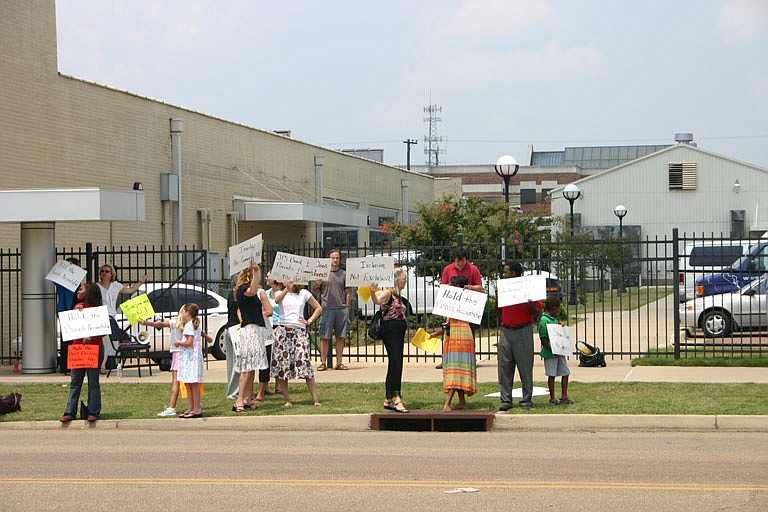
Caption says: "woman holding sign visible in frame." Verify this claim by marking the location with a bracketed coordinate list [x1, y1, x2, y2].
[60, 282, 104, 423]
[428, 275, 477, 412]
[369, 268, 411, 413]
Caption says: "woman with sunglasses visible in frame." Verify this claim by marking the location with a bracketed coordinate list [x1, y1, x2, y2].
[97, 264, 148, 374]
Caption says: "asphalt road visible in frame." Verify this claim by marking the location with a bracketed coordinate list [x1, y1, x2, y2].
[3, 430, 766, 511]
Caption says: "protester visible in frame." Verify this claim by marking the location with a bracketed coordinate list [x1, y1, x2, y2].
[139, 306, 186, 417]
[96, 263, 148, 374]
[312, 248, 351, 371]
[175, 303, 205, 418]
[436, 249, 484, 369]
[538, 296, 573, 405]
[60, 282, 104, 423]
[56, 257, 81, 375]
[272, 281, 322, 407]
[256, 270, 281, 402]
[369, 268, 411, 413]
[497, 261, 541, 411]
[429, 275, 477, 411]
[232, 263, 271, 413]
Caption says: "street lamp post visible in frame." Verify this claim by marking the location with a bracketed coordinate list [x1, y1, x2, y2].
[563, 183, 582, 306]
[614, 204, 628, 293]
[494, 155, 519, 262]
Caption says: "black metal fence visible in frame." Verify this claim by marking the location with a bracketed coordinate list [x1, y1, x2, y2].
[1, 231, 766, 366]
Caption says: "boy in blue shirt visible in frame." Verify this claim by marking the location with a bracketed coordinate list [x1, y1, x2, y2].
[538, 297, 573, 405]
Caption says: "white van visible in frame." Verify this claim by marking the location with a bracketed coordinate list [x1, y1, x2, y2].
[679, 240, 751, 301]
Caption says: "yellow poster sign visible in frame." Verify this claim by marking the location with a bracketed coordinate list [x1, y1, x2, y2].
[410, 327, 440, 354]
[118, 293, 156, 326]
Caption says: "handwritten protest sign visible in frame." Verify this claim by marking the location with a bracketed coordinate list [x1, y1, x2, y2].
[58, 305, 111, 342]
[545, 323, 573, 356]
[67, 344, 100, 369]
[270, 252, 331, 285]
[346, 256, 394, 288]
[118, 293, 156, 326]
[228, 234, 263, 276]
[45, 260, 87, 293]
[496, 274, 547, 307]
[431, 285, 488, 324]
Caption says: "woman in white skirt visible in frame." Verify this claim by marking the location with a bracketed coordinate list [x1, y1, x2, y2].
[233, 263, 272, 413]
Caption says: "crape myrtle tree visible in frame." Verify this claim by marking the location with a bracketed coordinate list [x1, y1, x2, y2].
[380, 194, 553, 281]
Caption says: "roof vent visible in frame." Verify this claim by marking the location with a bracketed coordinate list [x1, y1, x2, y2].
[674, 132, 694, 145]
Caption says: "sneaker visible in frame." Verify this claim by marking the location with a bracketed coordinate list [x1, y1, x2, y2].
[157, 407, 177, 417]
[520, 402, 532, 410]
[499, 403, 513, 412]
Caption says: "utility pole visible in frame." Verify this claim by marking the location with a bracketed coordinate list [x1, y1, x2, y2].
[403, 139, 418, 170]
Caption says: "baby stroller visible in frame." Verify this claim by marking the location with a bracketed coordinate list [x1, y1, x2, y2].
[577, 341, 606, 367]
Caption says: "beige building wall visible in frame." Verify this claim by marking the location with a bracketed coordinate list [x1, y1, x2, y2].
[0, 0, 460, 256]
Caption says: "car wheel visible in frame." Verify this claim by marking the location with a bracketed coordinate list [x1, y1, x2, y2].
[209, 326, 227, 360]
[701, 309, 732, 337]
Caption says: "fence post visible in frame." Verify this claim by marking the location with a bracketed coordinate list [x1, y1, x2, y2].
[85, 242, 93, 282]
[672, 228, 680, 360]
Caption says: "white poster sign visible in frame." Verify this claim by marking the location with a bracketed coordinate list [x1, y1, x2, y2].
[270, 252, 331, 285]
[228, 234, 263, 276]
[545, 323, 573, 356]
[496, 274, 547, 307]
[58, 305, 111, 342]
[345, 256, 395, 288]
[45, 260, 87, 292]
[431, 285, 488, 324]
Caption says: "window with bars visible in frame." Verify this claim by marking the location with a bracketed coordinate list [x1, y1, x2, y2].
[668, 162, 697, 190]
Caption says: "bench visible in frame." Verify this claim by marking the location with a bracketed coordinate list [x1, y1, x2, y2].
[370, 410, 496, 432]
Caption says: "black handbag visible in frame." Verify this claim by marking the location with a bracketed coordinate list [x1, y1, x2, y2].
[366, 309, 383, 340]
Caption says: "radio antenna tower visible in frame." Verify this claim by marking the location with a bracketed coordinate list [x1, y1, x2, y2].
[423, 103, 445, 167]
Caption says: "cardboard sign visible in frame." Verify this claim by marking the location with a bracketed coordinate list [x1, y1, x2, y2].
[118, 293, 156, 326]
[545, 323, 573, 356]
[67, 344, 100, 369]
[410, 327, 440, 354]
[58, 305, 111, 342]
[496, 274, 547, 307]
[346, 256, 394, 288]
[45, 260, 87, 293]
[228, 325, 242, 357]
[431, 285, 488, 324]
[270, 252, 331, 285]
[228, 234, 263, 276]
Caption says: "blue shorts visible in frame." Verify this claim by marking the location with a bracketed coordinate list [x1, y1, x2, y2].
[319, 308, 350, 339]
[544, 356, 570, 377]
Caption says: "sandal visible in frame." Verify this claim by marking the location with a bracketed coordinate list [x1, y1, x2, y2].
[383, 400, 396, 411]
[549, 398, 561, 405]
[393, 400, 409, 413]
[559, 398, 574, 405]
[317, 363, 327, 371]
[232, 403, 246, 413]
[313, 401, 322, 407]
[334, 363, 349, 370]
[283, 401, 293, 408]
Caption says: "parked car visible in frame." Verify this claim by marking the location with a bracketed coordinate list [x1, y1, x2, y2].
[681, 275, 766, 337]
[117, 283, 229, 360]
[678, 240, 750, 302]
[695, 241, 768, 298]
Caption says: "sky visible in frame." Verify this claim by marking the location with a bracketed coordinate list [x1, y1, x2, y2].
[55, 0, 768, 169]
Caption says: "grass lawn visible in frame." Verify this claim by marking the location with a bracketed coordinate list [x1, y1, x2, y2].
[2, 380, 767, 422]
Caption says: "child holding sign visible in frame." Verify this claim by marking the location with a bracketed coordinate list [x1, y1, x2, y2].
[60, 283, 104, 423]
[139, 306, 186, 417]
[428, 275, 477, 411]
[538, 297, 573, 405]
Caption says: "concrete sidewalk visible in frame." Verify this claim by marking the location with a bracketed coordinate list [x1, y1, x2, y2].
[2, 359, 767, 432]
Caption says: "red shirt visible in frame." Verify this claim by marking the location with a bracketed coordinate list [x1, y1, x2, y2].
[500, 301, 541, 327]
[441, 261, 482, 286]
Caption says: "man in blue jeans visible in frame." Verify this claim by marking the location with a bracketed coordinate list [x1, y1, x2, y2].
[497, 261, 541, 411]
[312, 248, 351, 370]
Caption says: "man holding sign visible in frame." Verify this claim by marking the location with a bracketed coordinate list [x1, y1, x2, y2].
[497, 262, 541, 411]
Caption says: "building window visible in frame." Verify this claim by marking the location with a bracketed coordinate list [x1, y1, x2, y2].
[669, 162, 697, 190]
[520, 188, 537, 205]
[541, 189, 552, 203]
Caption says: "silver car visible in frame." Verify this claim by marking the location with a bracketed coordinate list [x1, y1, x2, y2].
[680, 275, 766, 337]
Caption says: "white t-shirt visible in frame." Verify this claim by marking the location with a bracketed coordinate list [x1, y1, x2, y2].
[168, 316, 184, 353]
[278, 289, 312, 329]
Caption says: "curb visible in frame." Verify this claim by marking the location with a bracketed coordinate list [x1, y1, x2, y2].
[1, 414, 766, 432]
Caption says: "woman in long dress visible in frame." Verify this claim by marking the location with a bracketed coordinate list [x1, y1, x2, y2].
[429, 275, 477, 411]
